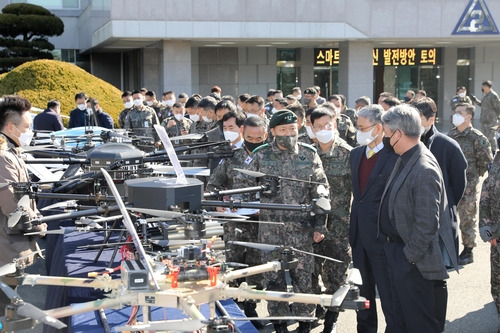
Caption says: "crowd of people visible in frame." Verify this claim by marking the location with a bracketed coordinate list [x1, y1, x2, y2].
[2, 79, 500, 332]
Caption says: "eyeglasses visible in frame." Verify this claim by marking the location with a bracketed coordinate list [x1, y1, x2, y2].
[313, 122, 335, 131]
[357, 124, 376, 132]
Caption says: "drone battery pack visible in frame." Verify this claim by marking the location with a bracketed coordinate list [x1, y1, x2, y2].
[121, 260, 149, 290]
[125, 177, 203, 211]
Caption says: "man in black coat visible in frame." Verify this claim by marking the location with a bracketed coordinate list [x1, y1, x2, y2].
[412, 97, 466, 332]
[33, 100, 65, 131]
[350, 104, 398, 332]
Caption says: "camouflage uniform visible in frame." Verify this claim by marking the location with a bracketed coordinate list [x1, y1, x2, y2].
[449, 126, 493, 248]
[234, 141, 329, 317]
[298, 126, 314, 144]
[479, 152, 500, 314]
[206, 147, 260, 278]
[118, 108, 130, 129]
[450, 95, 472, 112]
[124, 105, 159, 140]
[189, 119, 213, 134]
[474, 90, 500, 152]
[160, 116, 193, 144]
[343, 108, 358, 128]
[158, 106, 173, 124]
[313, 136, 352, 297]
[337, 114, 357, 147]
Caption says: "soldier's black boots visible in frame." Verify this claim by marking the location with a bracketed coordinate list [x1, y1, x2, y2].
[272, 321, 289, 333]
[323, 310, 339, 333]
[297, 321, 311, 333]
[458, 247, 474, 265]
[243, 301, 264, 329]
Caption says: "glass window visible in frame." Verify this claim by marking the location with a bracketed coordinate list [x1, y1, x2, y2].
[276, 49, 298, 95]
[457, 48, 471, 92]
[10, 0, 80, 9]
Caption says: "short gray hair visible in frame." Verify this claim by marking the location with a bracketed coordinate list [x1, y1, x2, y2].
[382, 104, 421, 138]
[357, 104, 383, 125]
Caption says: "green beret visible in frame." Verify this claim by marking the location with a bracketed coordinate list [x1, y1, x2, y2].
[269, 110, 297, 128]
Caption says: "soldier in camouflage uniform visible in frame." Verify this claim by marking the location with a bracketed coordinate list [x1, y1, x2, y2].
[206, 114, 268, 327]
[157, 91, 176, 123]
[160, 102, 192, 145]
[479, 139, 500, 317]
[471, 80, 500, 153]
[118, 91, 133, 129]
[234, 110, 329, 333]
[124, 90, 160, 152]
[450, 86, 473, 112]
[311, 107, 352, 333]
[448, 103, 493, 265]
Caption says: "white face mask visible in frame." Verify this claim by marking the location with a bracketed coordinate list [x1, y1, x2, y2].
[161, 100, 168, 107]
[458, 92, 466, 98]
[202, 115, 213, 123]
[271, 107, 278, 114]
[246, 113, 258, 118]
[174, 114, 183, 121]
[356, 127, 377, 146]
[124, 101, 133, 109]
[190, 114, 200, 122]
[237, 105, 242, 111]
[77, 103, 86, 111]
[86, 108, 94, 115]
[14, 127, 34, 147]
[296, 94, 302, 100]
[166, 100, 175, 107]
[223, 130, 240, 142]
[452, 114, 465, 127]
[315, 129, 334, 144]
[305, 125, 316, 139]
[146, 101, 153, 106]
[420, 125, 426, 136]
[133, 99, 143, 107]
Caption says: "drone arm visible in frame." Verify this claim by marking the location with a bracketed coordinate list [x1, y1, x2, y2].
[224, 284, 345, 309]
[22, 274, 121, 292]
[44, 293, 138, 319]
[222, 261, 283, 283]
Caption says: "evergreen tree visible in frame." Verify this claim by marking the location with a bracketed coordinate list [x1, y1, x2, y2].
[0, 3, 64, 73]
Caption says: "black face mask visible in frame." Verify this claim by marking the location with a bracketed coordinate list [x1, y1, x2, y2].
[383, 131, 399, 154]
[244, 140, 265, 153]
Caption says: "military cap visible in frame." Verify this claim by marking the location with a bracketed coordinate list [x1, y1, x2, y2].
[269, 110, 297, 128]
[303, 87, 317, 95]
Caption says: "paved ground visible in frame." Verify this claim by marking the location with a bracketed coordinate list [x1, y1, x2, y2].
[254, 235, 499, 333]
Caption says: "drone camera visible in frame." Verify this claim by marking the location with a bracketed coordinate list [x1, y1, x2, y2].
[121, 260, 149, 290]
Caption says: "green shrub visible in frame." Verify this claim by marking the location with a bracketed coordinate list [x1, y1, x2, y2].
[0, 59, 123, 127]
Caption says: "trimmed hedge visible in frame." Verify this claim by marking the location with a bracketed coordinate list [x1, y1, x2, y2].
[0, 59, 123, 127]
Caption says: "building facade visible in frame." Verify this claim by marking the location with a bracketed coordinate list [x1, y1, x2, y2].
[4, 0, 500, 127]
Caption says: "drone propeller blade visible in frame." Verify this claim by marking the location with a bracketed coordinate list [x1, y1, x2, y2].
[17, 302, 67, 329]
[114, 319, 204, 332]
[205, 211, 250, 220]
[0, 182, 10, 189]
[126, 207, 183, 219]
[290, 247, 344, 263]
[0, 281, 20, 300]
[18, 195, 30, 208]
[101, 168, 160, 290]
[347, 268, 363, 285]
[233, 168, 266, 178]
[168, 133, 205, 141]
[231, 240, 280, 252]
[0, 262, 17, 276]
[330, 284, 351, 308]
[7, 210, 22, 228]
[40, 200, 77, 211]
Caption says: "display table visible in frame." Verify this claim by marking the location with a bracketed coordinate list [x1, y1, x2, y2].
[43, 229, 258, 333]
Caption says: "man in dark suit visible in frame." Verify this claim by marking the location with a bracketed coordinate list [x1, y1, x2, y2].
[350, 104, 398, 332]
[379, 105, 451, 332]
[412, 97, 465, 331]
[33, 99, 65, 131]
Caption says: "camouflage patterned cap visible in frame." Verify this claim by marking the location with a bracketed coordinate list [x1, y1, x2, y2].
[269, 110, 297, 128]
